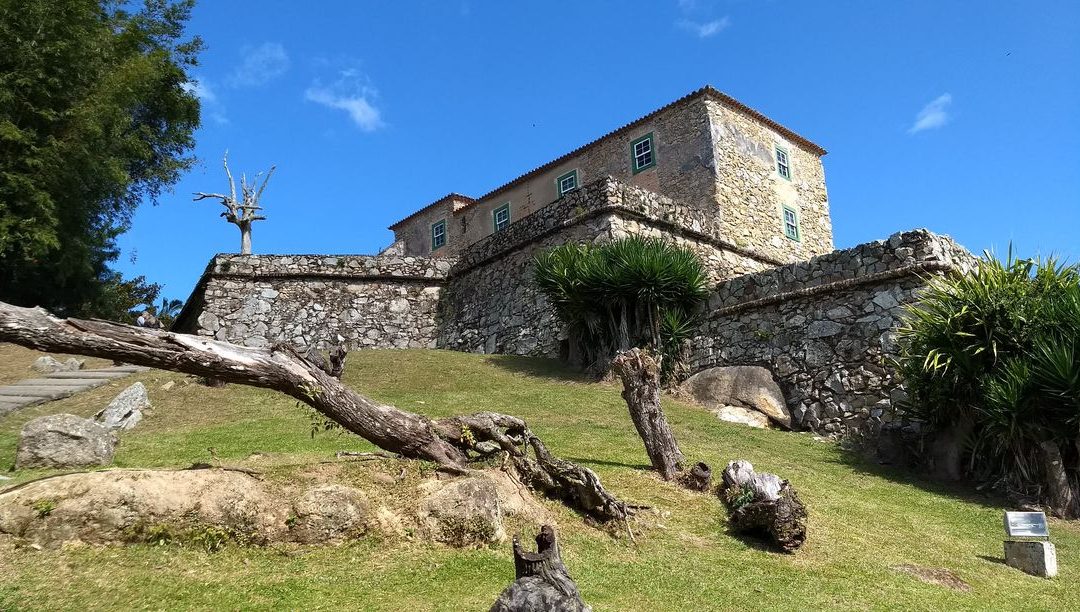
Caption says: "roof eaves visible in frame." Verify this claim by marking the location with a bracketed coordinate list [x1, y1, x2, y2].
[388, 192, 475, 231]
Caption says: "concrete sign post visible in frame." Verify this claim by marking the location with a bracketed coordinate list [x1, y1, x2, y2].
[1003, 511, 1057, 578]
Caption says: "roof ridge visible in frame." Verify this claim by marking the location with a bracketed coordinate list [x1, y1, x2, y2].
[388, 84, 826, 230]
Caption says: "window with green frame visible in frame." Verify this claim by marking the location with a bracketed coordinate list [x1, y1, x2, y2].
[775, 145, 791, 180]
[782, 206, 800, 241]
[431, 219, 447, 250]
[493, 203, 511, 232]
[630, 133, 655, 174]
[556, 169, 578, 196]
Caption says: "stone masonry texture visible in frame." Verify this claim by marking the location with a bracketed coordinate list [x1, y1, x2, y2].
[690, 229, 975, 436]
[177, 254, 450, 351]
[178, 181, 975, 441]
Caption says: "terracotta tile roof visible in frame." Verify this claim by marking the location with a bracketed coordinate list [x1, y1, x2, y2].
[388, 85, 825, 230]
[388, 193, 475, 230]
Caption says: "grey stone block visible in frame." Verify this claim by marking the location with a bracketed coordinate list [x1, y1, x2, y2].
[1004, 540, 1058, 578]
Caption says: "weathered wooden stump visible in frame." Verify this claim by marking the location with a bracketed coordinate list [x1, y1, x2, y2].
[679, 461, 713, 492]
[490, 525, 591, 612]
[717, 459, 807, 553]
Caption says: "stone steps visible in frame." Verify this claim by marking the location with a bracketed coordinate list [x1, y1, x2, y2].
[0, 365, 151, 417]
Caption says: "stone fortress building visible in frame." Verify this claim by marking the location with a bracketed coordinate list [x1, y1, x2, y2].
[176, 85, 974, 438]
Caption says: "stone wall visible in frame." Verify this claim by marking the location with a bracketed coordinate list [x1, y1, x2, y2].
[704, 98, 833, 262]
[689, 229, 975, 436]
[175, 254, 451, 350]
[437, 177, 779, 356]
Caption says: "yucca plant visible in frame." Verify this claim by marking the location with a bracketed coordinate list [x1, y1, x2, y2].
[895, 249, 1080, 517]
[534, 236, 708, 381]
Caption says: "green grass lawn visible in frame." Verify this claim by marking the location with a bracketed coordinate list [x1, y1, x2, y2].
[1, 347, 1077, 611]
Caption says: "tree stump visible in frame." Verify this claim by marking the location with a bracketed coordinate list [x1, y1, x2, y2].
[611, 348, 684, 480]
[490, 525, 591, 612]
[678, 462, 712, 492]
[718, 459, 807, 552]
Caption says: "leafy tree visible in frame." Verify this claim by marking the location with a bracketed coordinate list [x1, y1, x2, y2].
[0, 0, 201, 317]
[534, 236, 708, 381]
[896, 251, 1080, 517]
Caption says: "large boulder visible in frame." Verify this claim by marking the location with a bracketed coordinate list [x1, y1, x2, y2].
[711, 405, 770, 429]
[0, 469, 289, 548]
[289, 484, 371, 544]
[417, 475, 506, 546]
[30, 356, 83, 374]
[94, 382, 148, 430]
[15, 414, 117, 469]
[680, 366, 792, 429]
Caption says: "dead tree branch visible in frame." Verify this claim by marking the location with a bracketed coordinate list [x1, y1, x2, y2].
[193, 151, 274, 254]
[0, 301, 628, 522]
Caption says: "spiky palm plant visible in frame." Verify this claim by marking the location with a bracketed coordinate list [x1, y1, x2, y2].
[534, 236, 708, 381]
[896, 250, 1080, 517]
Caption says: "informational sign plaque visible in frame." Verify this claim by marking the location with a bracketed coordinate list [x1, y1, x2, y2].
[1004, 511, 1049, 538]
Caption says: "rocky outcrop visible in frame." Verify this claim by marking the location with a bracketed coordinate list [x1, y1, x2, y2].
[15, 414, 117, 469]
[0, 468, 544, 549]
[94, 382, 149, 430]
[681, 366, 791, 429]
[417, 475, 506, 546]
[289, 484, 371, 544]
[30, 356, 83, 374]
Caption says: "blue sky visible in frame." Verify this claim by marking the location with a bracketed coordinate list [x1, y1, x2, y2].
[117, 0, 1080, 301]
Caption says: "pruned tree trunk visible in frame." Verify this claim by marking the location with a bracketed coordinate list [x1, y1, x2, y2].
[930, 417, 973, 481]
[490, 525, 590, 612]
[240, 223, 252, 255]
[0, 301, 628, 522]
[718, 459, 807, 553]
[1038, 440, 1078, 519]
[611, 348, 684, 480]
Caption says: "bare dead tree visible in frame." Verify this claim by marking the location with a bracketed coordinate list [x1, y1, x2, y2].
[194, 151, 274, 255]
[490, 525, 590, 612]
[0, 301, 628, 523]
[611, 348, 686, 481]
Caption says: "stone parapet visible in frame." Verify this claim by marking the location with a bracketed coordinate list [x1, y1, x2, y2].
[690, 229, 976, 437]
[203, 253, 452, 280]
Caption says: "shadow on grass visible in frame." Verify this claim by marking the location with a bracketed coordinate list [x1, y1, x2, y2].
[977, 554, 1006, 565]
[484, 354, 592, 383]
[564, 457, 652, 471]
[831, 447, 1008, 513]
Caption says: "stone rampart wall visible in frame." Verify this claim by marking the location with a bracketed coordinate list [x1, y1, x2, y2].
[437, 177, 778, 356]
[689, 229, 975, 436]
[176, 255, 451, 350]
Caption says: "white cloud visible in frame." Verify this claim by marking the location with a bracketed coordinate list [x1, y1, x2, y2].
[677, 17, 731, 38]
[228, 42, 290, 87]
[181, 78, 228, 125]
[908, 93, 953, 134]
[304, 70, 384, 132]
[181, 79, 215, 103]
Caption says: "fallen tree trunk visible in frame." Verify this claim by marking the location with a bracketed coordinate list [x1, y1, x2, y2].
[0, 302, 627, 522]
[490, 525, 590, 612]
[718, 459, 807, 553]
[611, 348, 685, 480]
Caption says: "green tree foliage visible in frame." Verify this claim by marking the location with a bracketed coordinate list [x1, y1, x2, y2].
[0, 0, 201, 317]
[534, 236, 708, 381]
[896, 252, 1080, 516]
